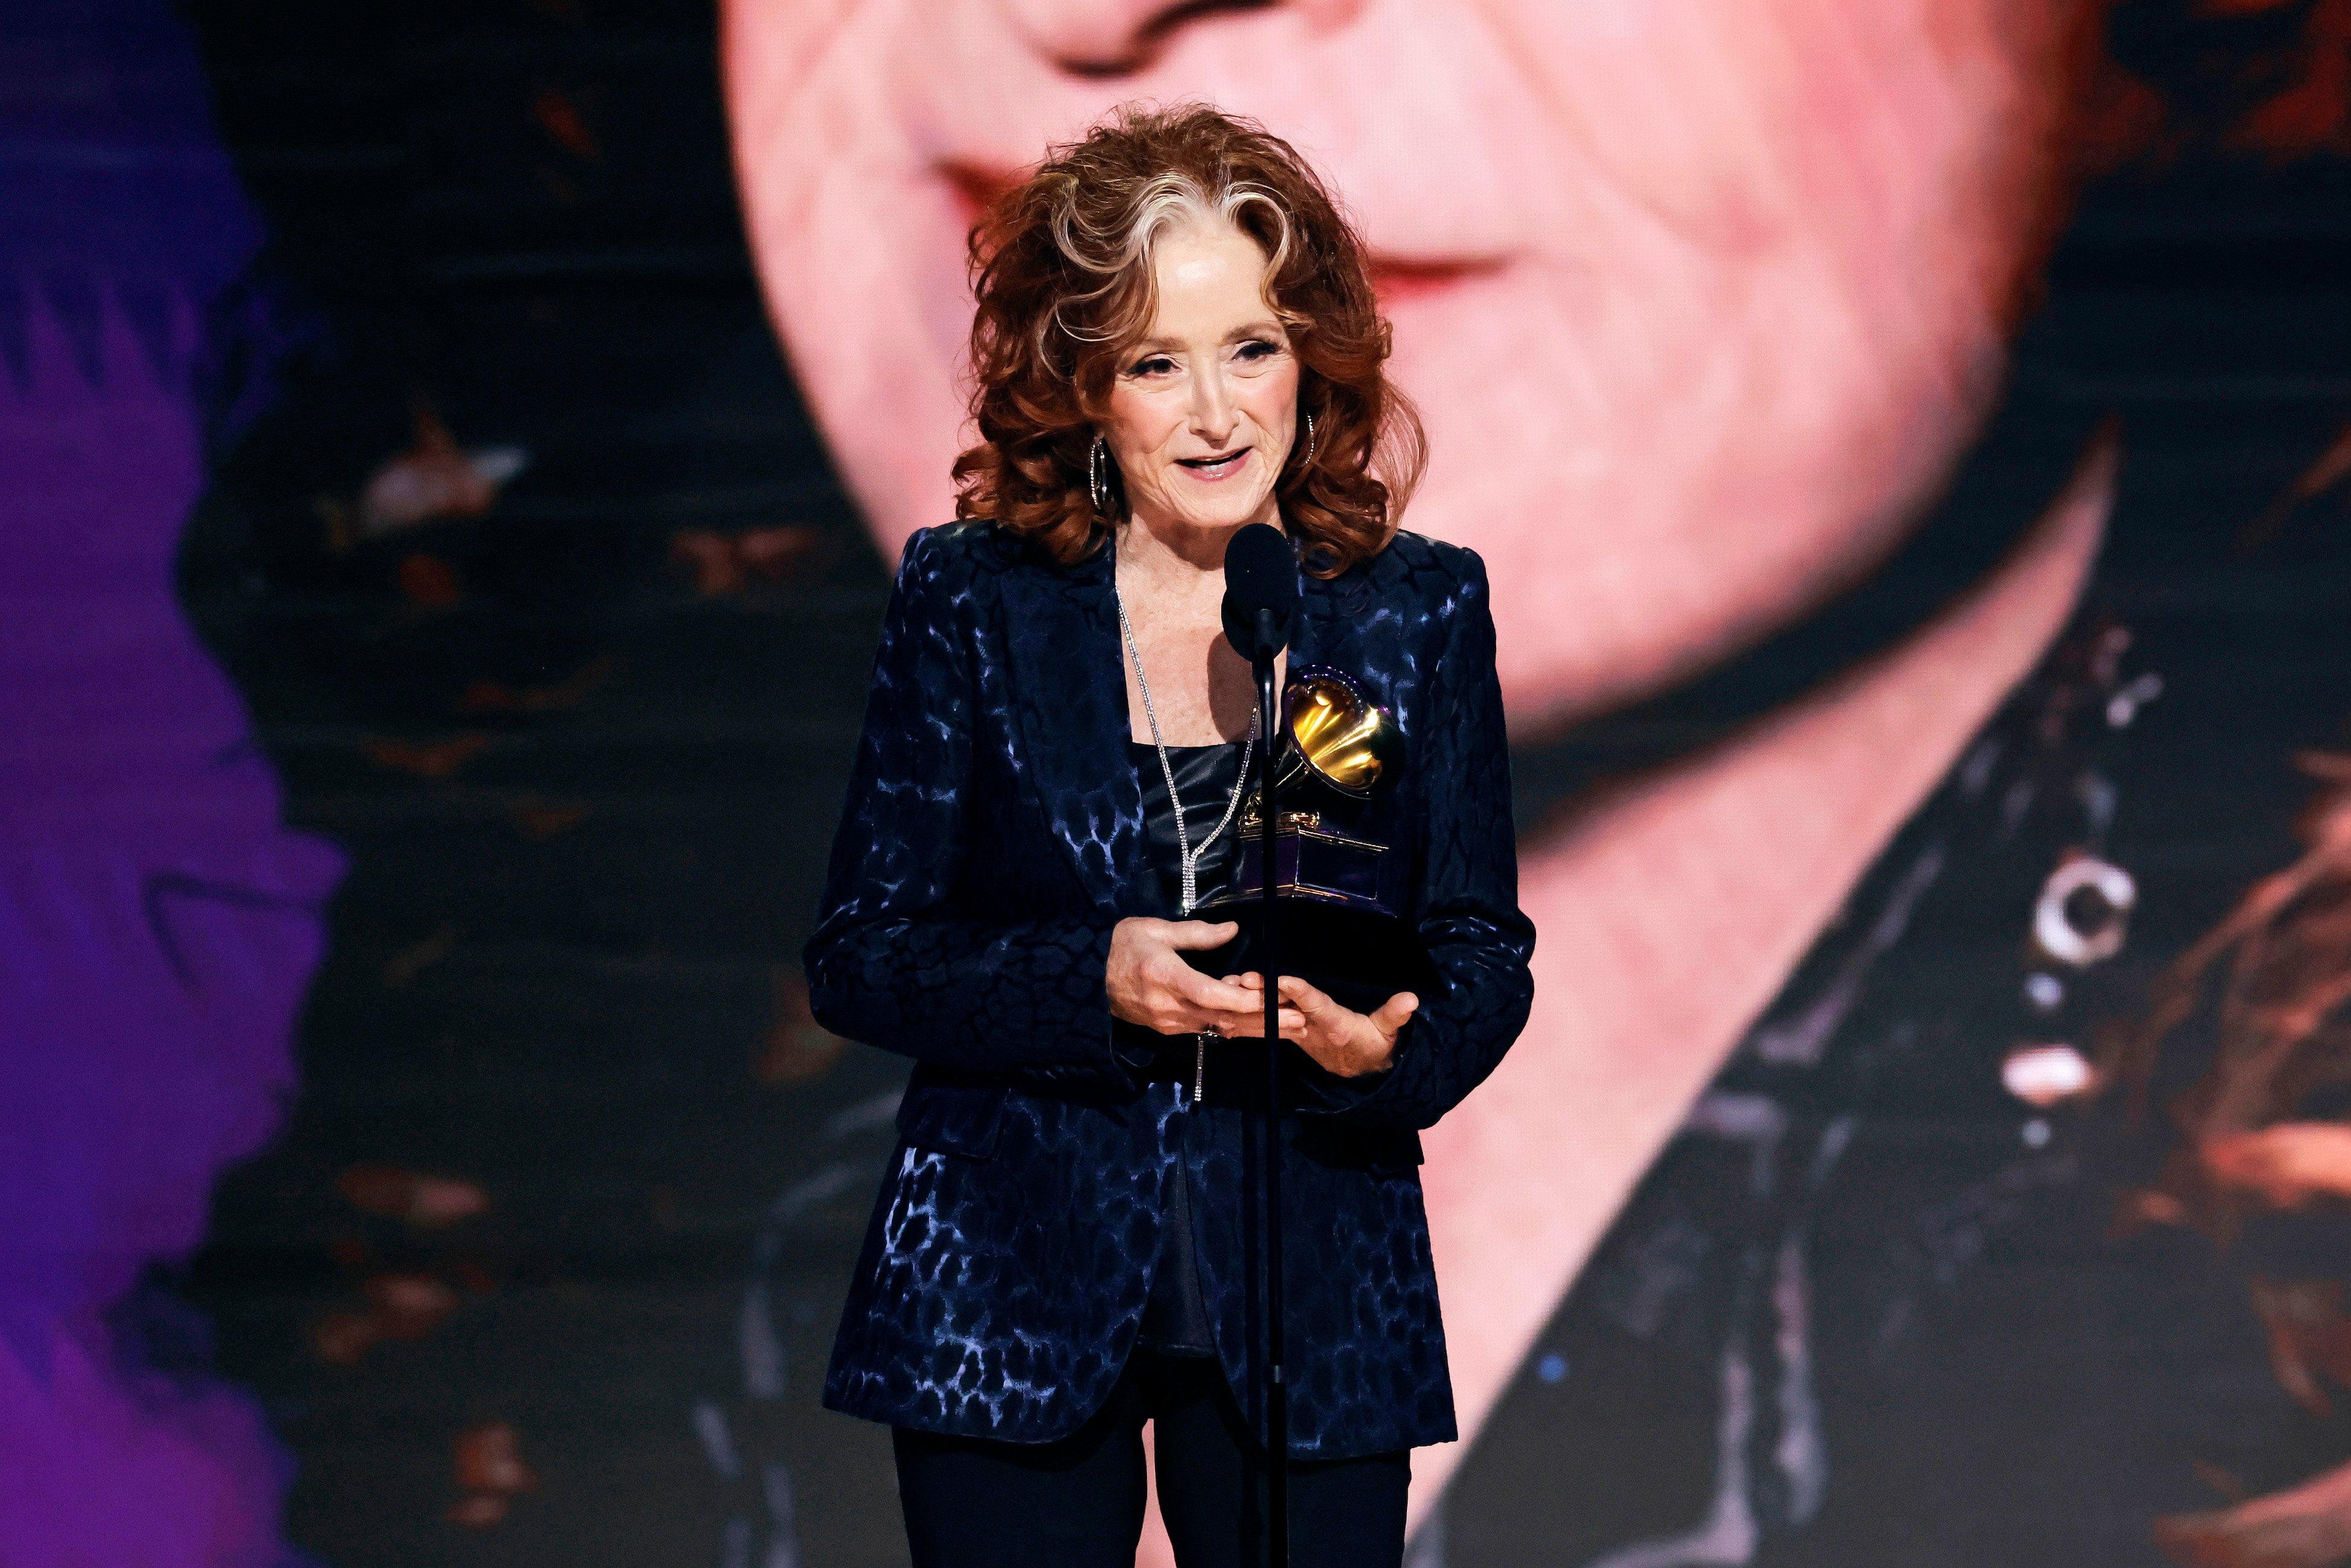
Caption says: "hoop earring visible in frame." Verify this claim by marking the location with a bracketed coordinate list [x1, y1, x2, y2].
[1089, 434, 1113, 517]
[1300, 412, 1318, 468]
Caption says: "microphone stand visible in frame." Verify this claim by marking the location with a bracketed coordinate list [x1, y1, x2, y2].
[1253, 609, 1289, 1568]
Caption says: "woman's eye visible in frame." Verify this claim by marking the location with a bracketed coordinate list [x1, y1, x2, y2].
[1128, 355, 1175, 377]
[1236, 340, 1279, 361]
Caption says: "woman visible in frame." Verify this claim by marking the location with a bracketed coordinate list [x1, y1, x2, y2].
[804, 102, 1535, 1567]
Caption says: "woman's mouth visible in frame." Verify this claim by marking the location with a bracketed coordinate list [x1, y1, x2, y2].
[1177, 448, 1251, 481]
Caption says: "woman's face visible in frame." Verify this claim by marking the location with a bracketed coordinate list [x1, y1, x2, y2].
[1101, 218, 1301, 543]
[722, 0, 2085, 738]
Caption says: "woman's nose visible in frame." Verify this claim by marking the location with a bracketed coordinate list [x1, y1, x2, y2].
[997, 0, 1289, 73]
[1189, 370, 1239, 441]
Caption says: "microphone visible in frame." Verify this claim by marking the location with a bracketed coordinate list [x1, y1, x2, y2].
[1221, 523, 1298, 663]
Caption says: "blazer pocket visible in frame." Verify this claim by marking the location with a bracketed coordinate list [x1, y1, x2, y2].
[895, 1075, 1007, 1160]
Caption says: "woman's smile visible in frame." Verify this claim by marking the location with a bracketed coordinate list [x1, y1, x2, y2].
[1175, 447, 1251, 482]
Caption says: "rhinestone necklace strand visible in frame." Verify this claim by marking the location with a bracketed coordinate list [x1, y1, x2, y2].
[1113, 584, 1257, 918]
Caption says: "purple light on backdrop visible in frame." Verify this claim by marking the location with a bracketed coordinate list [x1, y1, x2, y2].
[1, 2, 344, 1563]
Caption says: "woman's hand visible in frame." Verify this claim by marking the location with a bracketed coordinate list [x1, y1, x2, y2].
[1107, 918, 1303, 1037]
[1227, 972, 1418, 1079]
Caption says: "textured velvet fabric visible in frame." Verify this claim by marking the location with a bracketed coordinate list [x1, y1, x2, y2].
[807, 519, 1535, 1459]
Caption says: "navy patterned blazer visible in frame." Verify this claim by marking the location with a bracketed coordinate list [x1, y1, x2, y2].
[807, 518, 1535, 1460]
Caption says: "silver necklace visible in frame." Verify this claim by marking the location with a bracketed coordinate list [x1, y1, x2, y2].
[1113, 583, 1257, 918]
[1115, 577, 1257, 1113]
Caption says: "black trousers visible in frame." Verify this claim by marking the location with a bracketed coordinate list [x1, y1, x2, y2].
[892, 1347, 1411, 1568]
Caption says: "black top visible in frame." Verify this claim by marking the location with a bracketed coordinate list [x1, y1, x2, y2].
[1128, 737, 1251, 920]
[1128, 737, 1249, 1357]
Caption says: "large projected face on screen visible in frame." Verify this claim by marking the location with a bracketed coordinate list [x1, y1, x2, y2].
[722, 0, 2091, 734]
[723, 0, 2118, 1530]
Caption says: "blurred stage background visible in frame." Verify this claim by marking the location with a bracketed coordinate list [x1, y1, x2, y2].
[4, 1, 2350, 1565]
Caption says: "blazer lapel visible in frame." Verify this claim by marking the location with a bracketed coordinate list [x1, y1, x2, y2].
[1290, 570, 1338, 672]
[998, 543, 1142, 914]
[1289, 552, 1376, 681]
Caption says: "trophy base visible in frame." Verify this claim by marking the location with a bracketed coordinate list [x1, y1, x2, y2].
[1182, 893, 1440, 1018]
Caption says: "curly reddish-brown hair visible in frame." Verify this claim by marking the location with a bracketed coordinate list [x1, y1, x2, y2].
[951, 101, 1426, 577]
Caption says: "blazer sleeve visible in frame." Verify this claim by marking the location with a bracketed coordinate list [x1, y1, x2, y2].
[801, 527, 1136, 1095]
[1295, 545, 1537, 1130]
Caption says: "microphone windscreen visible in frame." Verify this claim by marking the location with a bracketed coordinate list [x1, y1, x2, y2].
[1221, 523, 1297, 660]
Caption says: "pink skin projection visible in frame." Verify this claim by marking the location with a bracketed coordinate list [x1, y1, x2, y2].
[723, 0, 2113, 1543]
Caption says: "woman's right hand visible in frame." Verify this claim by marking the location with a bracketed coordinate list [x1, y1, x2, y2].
[1106, 918, 1301, 1037]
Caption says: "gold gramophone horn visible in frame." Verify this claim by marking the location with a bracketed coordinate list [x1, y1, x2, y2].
[1277, 667, 1402, 798]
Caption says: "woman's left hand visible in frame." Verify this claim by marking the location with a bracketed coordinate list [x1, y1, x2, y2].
[1224, 972, 1418, 1079]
